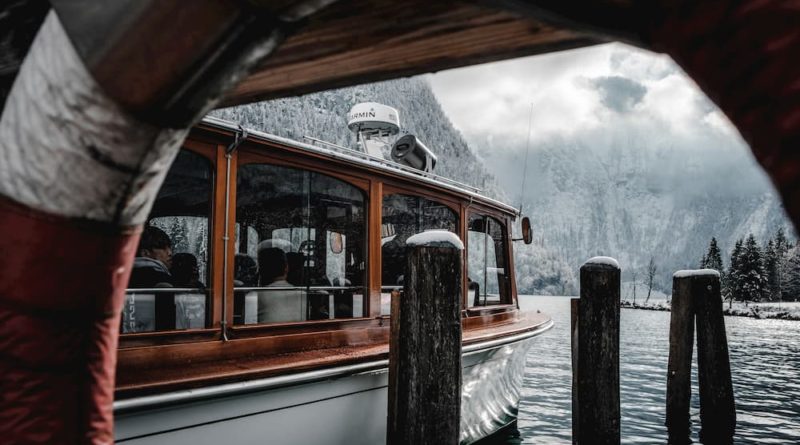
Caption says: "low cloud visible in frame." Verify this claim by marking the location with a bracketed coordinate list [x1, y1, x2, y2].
[588, 76, 647, 113]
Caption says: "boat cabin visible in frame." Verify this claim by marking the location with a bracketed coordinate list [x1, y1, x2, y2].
[116, 116, 525, 397]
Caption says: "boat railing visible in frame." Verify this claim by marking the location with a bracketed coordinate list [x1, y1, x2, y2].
[126, 288, 207, 293]
[234, 286, 362, 292]
[380, 286, 403, 291]
[301, 135, 483, 194]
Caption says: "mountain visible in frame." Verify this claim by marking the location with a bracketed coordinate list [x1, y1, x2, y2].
[211, 77, 502, 198]
[210, 77, 576, 295]
[471, 130, 795, 292]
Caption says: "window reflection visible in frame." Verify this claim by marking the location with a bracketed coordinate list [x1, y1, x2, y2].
[123, 149, 212, 333]
[235, 164, 367, 324]
[381, 194, 458, 314]
[468, 214, 509, 306]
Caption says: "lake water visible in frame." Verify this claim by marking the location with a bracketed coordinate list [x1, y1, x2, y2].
[507, 296, 800, 444]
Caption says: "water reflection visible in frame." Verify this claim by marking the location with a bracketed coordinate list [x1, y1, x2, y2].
[511, 296, 800, 444]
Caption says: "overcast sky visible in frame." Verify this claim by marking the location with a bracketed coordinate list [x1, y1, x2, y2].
[427, 42, 746, 151]
[425, 42, 776, 199]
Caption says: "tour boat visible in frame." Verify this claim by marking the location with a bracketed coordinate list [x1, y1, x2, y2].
[113, 110, 553, 444]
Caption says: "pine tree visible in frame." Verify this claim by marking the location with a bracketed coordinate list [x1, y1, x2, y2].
[728, 238, 744, 303]
[764, 239, 780, 301]
[782, 245, 800, 301]
[740, 234, 767, 303]
[703, 237, 723, 272]
[774, 227, 790, 258]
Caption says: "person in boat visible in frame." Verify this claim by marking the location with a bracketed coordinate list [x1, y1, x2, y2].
[381, 218, 414, 287]
[171, 252, 204, 289]
[129, 225, 173, 288]
[233, 253, 259, 324]
[257, 246, 307, 323]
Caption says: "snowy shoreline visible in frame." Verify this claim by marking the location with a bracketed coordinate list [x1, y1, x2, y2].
[620, 300, 800, 321]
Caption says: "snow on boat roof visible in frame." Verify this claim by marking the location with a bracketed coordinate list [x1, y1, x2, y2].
[583, 256, 620, 269]
[406, 230, 464, 250]
[673, 269, 720, 278]
[200, 116, 519, 215]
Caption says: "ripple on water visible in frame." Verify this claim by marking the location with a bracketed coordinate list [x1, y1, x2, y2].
[508, 296, 800, 444]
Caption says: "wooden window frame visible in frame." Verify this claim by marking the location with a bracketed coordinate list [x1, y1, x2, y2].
[464, 206, 516, 315]
[118, 139, 220, 348]
[228, 145, 373, 334]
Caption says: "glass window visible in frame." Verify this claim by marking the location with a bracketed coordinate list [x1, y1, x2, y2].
[234, 164, 367, 324]
[467, 214, 510, 306]
[381, 194, 458, 314]
[122, 149, 212, 333]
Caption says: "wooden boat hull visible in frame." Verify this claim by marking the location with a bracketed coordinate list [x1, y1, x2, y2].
[115, 323, 551, 444]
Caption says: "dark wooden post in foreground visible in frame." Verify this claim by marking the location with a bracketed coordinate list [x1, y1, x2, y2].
[572, 257, 621, 445]
[667, 271, 735, 445]
[695, 273, 736, 444]
[387, 232, 463, 445]
[666, 272, 696, 445]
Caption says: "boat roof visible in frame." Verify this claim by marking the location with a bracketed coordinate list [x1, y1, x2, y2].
[200, 116, 520, 216]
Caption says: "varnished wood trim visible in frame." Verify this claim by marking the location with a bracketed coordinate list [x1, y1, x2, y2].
[238, 144, 371, 192]
[382, 183, 462, 215]
[115, 310, 551, 398]
[369, 180, 383, 317]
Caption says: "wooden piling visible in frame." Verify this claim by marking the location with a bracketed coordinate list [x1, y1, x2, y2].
[694, 273, 736, 444]
[573, 257, 620, 445]
[387, 233, 463, 445]
[668, 270, 735, 445]
[666, 273, 696, 445]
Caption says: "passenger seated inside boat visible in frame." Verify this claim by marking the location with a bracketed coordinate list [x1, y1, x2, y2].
[233, 162, 368, 324]
[257, 246, 307, 323]
[130, 226, 174, 288]
[171, 253, 204, 289]
[121, 148, 212, 333]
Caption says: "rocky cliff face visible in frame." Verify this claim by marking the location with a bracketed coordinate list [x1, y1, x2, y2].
[474, 130, 794, 292]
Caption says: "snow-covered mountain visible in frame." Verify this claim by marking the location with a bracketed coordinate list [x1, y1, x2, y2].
[472, 130, 795, 292]
[210, 77, 576, 295]
[211, 77, 502, 198]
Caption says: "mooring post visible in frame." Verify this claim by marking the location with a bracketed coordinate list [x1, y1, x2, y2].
[570, 297, 580, 443]
[668, 270, 735, 445]
[694, 272, 736, 444]
[573, 257, 620, 445]
[387, 231, 463, 445]
[666, 272, 696, 445]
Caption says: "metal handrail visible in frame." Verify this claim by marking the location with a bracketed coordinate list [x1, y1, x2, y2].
[125, 288, 207, 293]
[234, 286, 363, 292]
[301, 135, 483, 193]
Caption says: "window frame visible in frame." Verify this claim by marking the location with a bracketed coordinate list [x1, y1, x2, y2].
[229, 147, 372, 333]
[465, 206, 516, 312]
[118, 138, 220, 346]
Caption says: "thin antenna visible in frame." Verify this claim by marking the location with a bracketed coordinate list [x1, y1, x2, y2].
[518, 102, 534, 214]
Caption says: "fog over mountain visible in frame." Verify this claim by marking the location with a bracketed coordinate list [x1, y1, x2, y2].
[431, 43, 795, 292]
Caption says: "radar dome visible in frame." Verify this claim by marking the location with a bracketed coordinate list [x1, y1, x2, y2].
[347, 102, 400, 135]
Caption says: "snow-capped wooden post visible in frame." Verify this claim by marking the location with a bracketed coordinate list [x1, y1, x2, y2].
[668, 270, 735, 445]
[388, 231, 463, 445]
[572, 257, 620, 445]
[693, 271, 736, 444]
